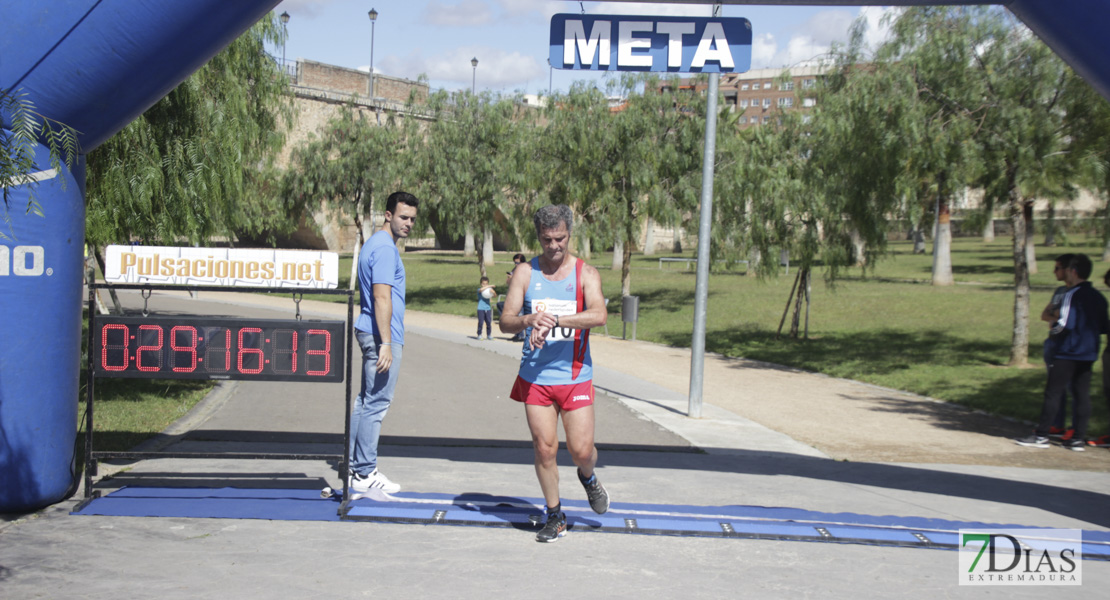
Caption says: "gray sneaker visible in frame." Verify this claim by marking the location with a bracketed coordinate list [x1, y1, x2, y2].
[579, 469, 610, 514]
[535, 511, 567, 543]
[1014, 434, 1050, 448]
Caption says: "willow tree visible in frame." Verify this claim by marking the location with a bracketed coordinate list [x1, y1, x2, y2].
[282, 106, 406, 288]
[421, 91, 517, 276]
[544, 75, 701, 296]
[878, 9, 983, 286]
[85, 14, 293, 253]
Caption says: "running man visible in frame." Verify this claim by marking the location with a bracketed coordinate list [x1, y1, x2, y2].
[349, 191, 419, 494]
[499, 204, 609, 542]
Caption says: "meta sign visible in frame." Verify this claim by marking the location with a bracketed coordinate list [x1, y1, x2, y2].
[549, 14, 751, 73]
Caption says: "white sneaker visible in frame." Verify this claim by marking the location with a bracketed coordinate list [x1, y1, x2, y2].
[350, 468, 400, 494]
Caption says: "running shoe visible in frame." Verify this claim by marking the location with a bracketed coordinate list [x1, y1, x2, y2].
[1089, 435, 1110, 448]
[536, 510, 567, 543]
[1062, 439, 1086, 452]
[1060, 428, 1077, 442]
[579, 469, 610, 514]
[1047, 426, 1068, 439]
[350, 468, 400, 493]
[1013, 434, 1050, 448]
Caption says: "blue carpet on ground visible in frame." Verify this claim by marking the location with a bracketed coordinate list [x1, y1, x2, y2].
[73, 487, 1110, 559]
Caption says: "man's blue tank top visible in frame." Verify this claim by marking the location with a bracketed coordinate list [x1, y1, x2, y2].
[518, 257, 592, 385]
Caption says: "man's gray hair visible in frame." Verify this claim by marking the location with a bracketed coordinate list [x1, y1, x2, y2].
[533, 204, 573, 235]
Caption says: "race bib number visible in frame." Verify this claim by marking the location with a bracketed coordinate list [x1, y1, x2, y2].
[532, 298, 575, 341]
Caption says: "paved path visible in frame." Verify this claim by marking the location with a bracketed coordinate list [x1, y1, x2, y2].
[1, 289, 1107, 598]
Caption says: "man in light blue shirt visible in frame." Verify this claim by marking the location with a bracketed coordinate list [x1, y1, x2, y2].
[349, 191, 419, 494]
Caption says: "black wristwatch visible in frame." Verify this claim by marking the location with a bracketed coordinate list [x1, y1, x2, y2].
[555, 315, 560, 328]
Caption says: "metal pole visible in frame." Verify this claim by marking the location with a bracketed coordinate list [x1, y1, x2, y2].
[687, 71, 720, 419]
[369, 8, 379, 125]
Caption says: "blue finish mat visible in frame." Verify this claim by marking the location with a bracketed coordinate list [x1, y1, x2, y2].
[73, 487, 1110, 559]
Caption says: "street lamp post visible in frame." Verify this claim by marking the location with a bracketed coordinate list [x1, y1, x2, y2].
[280, 11, 290, 79]
[368, 8, 377, 100]
[471, 57, 478, 95]
[547, 58, 552, 96]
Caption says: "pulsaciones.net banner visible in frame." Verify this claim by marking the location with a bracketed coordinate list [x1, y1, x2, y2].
[104, 245, 339, 289]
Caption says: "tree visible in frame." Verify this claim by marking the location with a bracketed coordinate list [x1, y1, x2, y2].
[84, 14, 293, 252]
[282, 105, 404, 289]
[1062, 70, 1110, 260]
[884, 7, 1076, 366]
[545, 75, 702, 297]
[420, 91, 518, 277]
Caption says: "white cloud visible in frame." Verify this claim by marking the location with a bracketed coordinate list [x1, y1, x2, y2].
[859, 6, 900, 50]
[751, 33, 777, 69]
[750, 7, 901, 70]
[380, 46, 544, 90]
[422, 0, 496, 27]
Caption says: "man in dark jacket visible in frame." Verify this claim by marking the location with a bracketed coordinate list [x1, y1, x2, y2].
[1016, 254, 1109, 451]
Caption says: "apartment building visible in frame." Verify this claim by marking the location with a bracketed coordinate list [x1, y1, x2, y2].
[660, 65, 827, 128]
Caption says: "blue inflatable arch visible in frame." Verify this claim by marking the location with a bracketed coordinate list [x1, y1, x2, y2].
[0, 0, 280, 512]
[1, 0, 1107, 511]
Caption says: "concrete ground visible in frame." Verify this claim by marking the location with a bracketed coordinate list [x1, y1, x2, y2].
[1, 289, 1107, 598]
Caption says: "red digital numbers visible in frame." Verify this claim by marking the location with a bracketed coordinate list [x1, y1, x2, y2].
[100, 323, 129, 371]
[205, 327, 232, 373]
[135, 325, 163, 372]
[306, 329, 331, 376]
[237, 328, 264, 374]
[272, 329, 297, 374]
[94, 317, 343, 382]
[170, 326, 197, 372]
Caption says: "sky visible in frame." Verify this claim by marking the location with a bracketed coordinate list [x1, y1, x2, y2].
[271, 1, 898, 95]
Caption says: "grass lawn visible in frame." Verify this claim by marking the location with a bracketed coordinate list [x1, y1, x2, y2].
[386, 235, 1110, 435]
[86, 233, 1110, 454]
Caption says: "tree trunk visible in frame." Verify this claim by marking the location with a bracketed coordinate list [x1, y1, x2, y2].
[349, 197, 364, 291]
[621, 237, 633, 297]
[1024, 201, 1037, 275]
[481, 225, 494, 269]
[673, 228, 683, 253]
[932, 195, 954, 286]
[748, 247, 761, 276]
[982, 217, 995, 243]
[1044, 203, 1057, 247]
[850, 228, 866, 267]
[463, 226, 475, 257]
[911, 224, 927, 254]
[1009, 187, 1031, 367]
[982, 196, 996, 243]
[579, 236, 592, 261]
[611, 240, 623, 271]
[643, 218, 655, 256]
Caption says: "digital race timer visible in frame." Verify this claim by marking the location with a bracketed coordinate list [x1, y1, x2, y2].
[92, 316, 346, 382]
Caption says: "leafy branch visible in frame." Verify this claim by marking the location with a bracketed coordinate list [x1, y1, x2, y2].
[0, 87, 80, 239]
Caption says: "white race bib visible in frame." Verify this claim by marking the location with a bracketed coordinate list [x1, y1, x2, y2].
[531, 298, 576, 341]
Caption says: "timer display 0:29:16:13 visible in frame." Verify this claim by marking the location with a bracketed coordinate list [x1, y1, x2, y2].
[92, 316, 346, 382]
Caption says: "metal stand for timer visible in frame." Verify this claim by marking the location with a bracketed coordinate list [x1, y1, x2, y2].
[78, 281, 355, 516]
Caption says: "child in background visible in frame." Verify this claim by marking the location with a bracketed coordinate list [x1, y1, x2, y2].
[477, 276, 495, 340]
